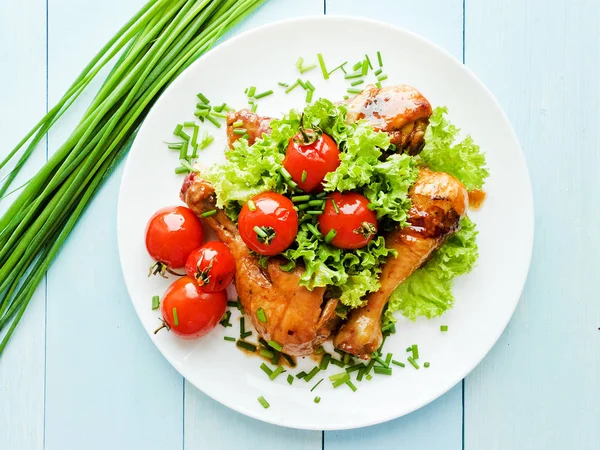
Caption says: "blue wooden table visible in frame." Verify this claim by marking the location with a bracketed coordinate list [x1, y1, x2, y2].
[1, 0, 599, 448]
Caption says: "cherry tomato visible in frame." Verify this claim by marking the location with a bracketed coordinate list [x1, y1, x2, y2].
[282, 128, 340, 193]
[159, 276, 227, 339]
[145, 206, 204, 269]
[318, 192, 378, 250]
[185, 242, 236, 292]
[238, 192, 298, 256]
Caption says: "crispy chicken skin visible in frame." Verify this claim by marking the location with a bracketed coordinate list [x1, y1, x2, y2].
[226, 109, 272, 148]
[342, 84, 432, 154]
[180, 173, 339, 356]
[334, 169, 468, 359]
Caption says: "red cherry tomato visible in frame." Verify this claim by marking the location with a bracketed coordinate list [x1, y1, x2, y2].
[282, 129, 340, 193]
[185, 242, 236, 292]
[318, 192, 378, 249]
[145, 206, 204, 269]
[159, 276, 227, 339]
[238, 192, 298, 256]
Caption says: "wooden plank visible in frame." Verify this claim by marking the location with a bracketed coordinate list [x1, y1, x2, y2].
[464, 1, 600, 449]
[323, 1, 464, 448]
[0, 1, 47, 449]
[43, 2, 184, 450]
[183, 1, 323, 449]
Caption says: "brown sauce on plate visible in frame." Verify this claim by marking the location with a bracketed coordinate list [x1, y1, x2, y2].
[468, 190, 486, 210]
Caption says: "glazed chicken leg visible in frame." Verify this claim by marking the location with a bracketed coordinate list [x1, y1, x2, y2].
[334, 169, 469, 359]
[180, 174, 338, 356]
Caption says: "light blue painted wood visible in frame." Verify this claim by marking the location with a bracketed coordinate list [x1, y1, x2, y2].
[183, 1, 323, 448]
[43, 1, 184, 450]
[0, 1, 47, 449]
[324, 0, 464, 448]
[464, 1, 600, 449]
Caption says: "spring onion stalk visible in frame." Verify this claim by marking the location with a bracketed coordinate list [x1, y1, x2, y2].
[0, 0, 266, 356]
[257, 396, 270, 409]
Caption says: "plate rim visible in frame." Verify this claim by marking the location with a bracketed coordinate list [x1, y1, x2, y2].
[117, 14, 535, 430]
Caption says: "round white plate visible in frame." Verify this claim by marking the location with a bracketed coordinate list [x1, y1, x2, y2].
[117, 16, 533, 430]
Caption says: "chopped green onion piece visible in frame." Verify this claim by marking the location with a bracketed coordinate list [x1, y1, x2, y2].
[257, 396, 270, 409]
[232, 120, 244, 127]
[319, 353, 331, 370]
[282, 353, 296, 367]
[305, 80, 316, 91]
[240, 316, 246, 337]
[373, 356, 388, 368]
[361, 59, 369, 76]
[344, 72, 362, 79]
[329, 371, 350, 383]
[250, 103, 258, 113]
[374, 67, 383, 76]
[280, 167, 292, 180]
[227, 300, 239, 308]
[306, 223, 322, 239]
[366, 374, 373, 380]
[412, 344, 419, 360]
[253, 226, 268, 239]
[172, 307, 179, 326]
[254, 90, 273, 99]
[305, 90, 313, 103]
[287, 374, 294, 385]
[424, 362, 430, 368]
[278, 82, 289, 87]
[174, 166, 188, 175]
[331, 199, 340, 214]
[365, 54, 373, 69]
[329, 358, 344, 368]
[292, 194, 310, 203]
[306, 210, 323, 215]
[297, 78, 307, 89]
[324, 229, 337, 244]
[364, 359, 376, 376]
[356, 368, 366, 382]
[269, 365, 285, 381]
[392, 360, 405, 368]
[247, 200, 256, 212]
[376, 81, 382, 89]
[213, 103, 225, 113]
[173, 124, 183, 135]
[314, 346, 325, 355]
[406, 346, 412, 352]
[260, 348, 275, 359]
[346, 363, 365, 373]
[178, 131, 191, 142]
[314, 396, 321, 404]
[194, 109, 209, 118]
[220, 310, 232, 327]
[374, 366, 392, 376]
[295, 57, 304, 69]
[168, 143, 183, 150]
[377, 51, 383, 66]
[296, 371, 307, 379]
[211, 111, 227, 119]
[242, 133, 249, 140]
[343, 95, 349, 100]
[311, 378, 324, 392]
[328, 61, 348, 76]
[300, 64, 317, 74]
[183, 121, 195, 128]
[151, 295, 160, 310]
[200, 209, 217, 218]
[304, 366, 321, 382]
[347, 88, 362, 94]
[268, 340, 283, 352]
[377, 74, 388, 82]
[350, 79, 364, 86]
[233, 128, 247, 135]
[257, 307, 267, 323]
[285, 81, 299, 94]
[317, 53, 329, 79]
[196, 93, 210, 104]
[205, 114, 221, 128]
[240, 331, 252, 339]
[385, 353, 393, 367]
[441, 325, 448, 332]
[346, 380, 358, 392]
[407, 356, 420, 370]
[195, 103, 211, 110]
[308, 199, 324, 207]
[224, 336, 236, 342]
[236, 340, 257, 352]
[247, 86, 256, 97]
[352, 61, 362, 71]
[199, 132, 214, 150]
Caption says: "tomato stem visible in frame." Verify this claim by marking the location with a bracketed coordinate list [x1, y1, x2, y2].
[148, 261, 185, 278]
[153, 319, 170, 335]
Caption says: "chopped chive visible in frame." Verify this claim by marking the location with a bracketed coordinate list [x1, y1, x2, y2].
[392, 360, 405, 368]
[328, 61, 347, 76]
[205, 114, 221, 128]
[233, 128, 247, 135]
[324, 229, 337, 244]
[280, 167, 292, 180]
[220, 310, 232, 327]
[151, 295, 160, 310]
[259, 337, 269, 347]
[278, 81, 289, 87]
[269, 365, 285, 381]
[441, 325, 448, 332]
[304, 366, 321, 382]
[213, 103, 225, 113]
[361, 59, 369, 76]
[178, 131, 191, 142]
[319, 353, 331, 370]
[282, 353, 296, 367]
[346, 363, 365, 373]
[285, 81, 299, 94]
[257, 307, 267, 323]
[232, 120, 244, 127]
[240, 316, 246, 337]
[331, 199, 340, 214]
[190, 127, 199, 150]
[260, 348, 274, 359]
[306, 210, 324, 215]
[300, 64, 317, 74]
[242, 133, 249, 140]
[366, 374, 373, 380]
[306, 223, 322, 239]
[385, 353, 393, 367]
[172, 308, 179, 326]
[211, 111, 227, 119]
[313, 396, 321, 404]
[286, 179, 298, 189]
[236, 340, 257, 352]
[241, 331, 252, 339]
[376, 81, 382, 89]
[364, 359, 376, 376]
[295, 57, 304, 69]
[268, 340, 283, 352]
[310, 378, 324, 392]
[257, 396, 270, 409]
[406, 346, 412, 352]
[247, 200, 256, 212]
[287, 374, 294, 385]
[424, 362, 430, 368]
[253, 226, 268, 239]
[408, 356, 420, 370]
[330, 358, 344, 368]
[298, 203, 311, 211]
[196, 93, 210, 104]
[377, 51, 383, 67]
[168, 143, 183, 150]
[344, 72, 362, 79]
[347, 88, 362, 95]
[292, 195, 310, 203]
[200, 209, 217, 218]
[308, 199, 324, 207]
[412, 344, 419, 360]
[373, 356, 388, 368]
[173, 124, 183, 135]
[317, 53, 329, 79]
[247, 86, 256, 97]
[374, 366, 392, 376]
[352, 61, 362, 71]
[305, 80, 316, 91]
[346, 380, 358, 392]
[356, 368, 366, 382]
[296, 371, 308, 379]
[224, 336, 236, 342]
[297, 78, 307, 89]
[350, 79, 364, 86]
[194, 109, 209, 118]
[254, 90, 273, 99]
[365, 54, 373, 69]
[305, 90, 313, 103]
[195, 103, 211, 110]
[329, 371, 350, 383]
[250, 103, 258, 113]
[343, 95, 349, 100]
[314, 346, 325, 355]
[377, 74, 388, 82]
[174, 166, 188, 175]
[374, 67, 383, 76]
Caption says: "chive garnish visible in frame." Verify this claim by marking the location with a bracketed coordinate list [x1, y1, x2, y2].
[364, 359, 376, 376]
[406, 346, 412, 352]
[377, 74, 388, 82]
[232, 120, 244, 127]
[196, 93, 210, 104]
[306, 223, 322, 239]
[324, 229, 337, 244]
[254, 90, 273, 99]
[365, 54, 373, 69]
[304, 366, 321, 382]
[361, 59, 369, 76]
[285, 81, 299, 94]
[211, 111, 227, 119]
[247, 86, 256, 97]
[220, 310, 232, 327]
[287, 374, 294, 385]
[352, 61, 362, 71]
[173, 124, 183, 135]
[297, 78, 307, 90]
[346, 380, 358, 392]
[236, 340, 257, 352]
[350, 79, 364, 86]
[373, 355, 389, 368]
[195, 103, 211, 110]
[412, 344, 419, 360]
[300, 64, 316, 74]
[308, 199, 324, 207]
[151, 295, 160, 310]
[346, 363, 365, 373]
[278, 82, 289, 87]
[441, 325, 448, 332]
[174, 166, 188, 175]
[168, 143, 183, 150]
[344, 72, 362, 79]
[268, 340, 283, 352]
[200, 209, 217, 218]
[172, 307, 179, 326]
[366, 374, 373, 380]
[205, 114, 221, 128]
[257, 396, 270, 409]
[328, 61, 348, 76]
[269, 365, 285, 381]
[376, 81, 382, 89]
[331, 199, 340, 214]
[392, 360, 405, 368]
[247, 200, 256, 212]
[311, 378, 324, 392]
[329, 358, 344, 368]
[280, 167, 292, 180]
[407, 356, 420, 370]
[305, 90, 313, 103]
[314, 346, 325, 355]
[314, 396, 321, 404]
[257, 307, 267, 323]
[374, 67, 383, 76]
[260, 348, 274, 359]
[242, 134, 249, 140]
[347, 88, 362, 95]
[178, 130, 191, 142]
[356, 368, 366, 382]
[373, 366, 392, 376]
[319, 353, 331, 370]
[377, 51, 383, 66]
[292, 195, 310, 203]
[282, 353, 296, 367]
[385, 353, 393, 367]
[213, 103, 225, 113]
[305, 80, 316, 91]
[241, 331, 252, 339]
[317, 53, 329, 79]
[424, 362, 430, 368]
[296, 371, 307, 379]
[253, 226, 268, 239]
[250, 103, 258, 113]
[224, 336, 236, 342]
[233, 128, 246, 135]
[240, 316, 246, 337]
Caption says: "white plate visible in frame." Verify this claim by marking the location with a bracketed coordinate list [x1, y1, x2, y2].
[117, 16, 533, 430]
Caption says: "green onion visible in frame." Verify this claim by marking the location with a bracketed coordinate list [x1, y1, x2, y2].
[278, 82, 289, 88]
[373, 366, 392, 376]
[205, 114, 222, 128]
[250, 103, 258, 113]
[241, 331, 252, 339]
[247, 86, 256, 97]
[227, 300, 239, 308]
[257, 396, 270, 409]
[236, 340, 257, 352]
[441, 325, 448, 332]
[151, 295, 160, 310]
[196, 93, 210, 104]
[366, 374, 373, 381]
[211, 111, 227, 119]
[308, 199, 324, 207]
[329, 371, 350, 383]
[376, 81, 382, 89]
[220, 310, 232, 328]
[292, 195, 310, 203]
[173, 124, 183, 135]
[385, 353, 393, 367]
[213, 103, 225, 113]
[346, 363, 365, 373]
[327, 61, 347, 76]
[299, 64, 316, 74]
[167, 143, 182, 150]
[285, 81, 299, 94]
[364, 359, 376, 377]
[406, 346, 412, 352]
[280, 167, 292, 180]
[361, 59, 369, 76]
[282, 353, 296, 367]
[373, 355, 389, 368]
[364, 54, 373, 69]
[356, 368, 366, 382]
[352, 61, 362, 71]
[374, 67, 383, 76]
[377, 74, 388, 82]
[257, 307, 267, 323]
[329, 358, 344, 368]
[240, 316, 246, 337]
[297, 78, 307, 89]
[304, 366, 321, 382]
[408, 356, 420, 370]
[233, 128, 246, 135]
[324, 229, 337, 244]
[200, 209, 217, 218]
[313, 396, 321, 404]
[305, 80, 316, 91]
[305, 90, 313, 103]
[344, 72, 362, 79]
[195, 103, 211, 110]
[306, 223, 322, 239]
[287, 374, 294, 385]
[223, 336, 236, 342]
[268, 340, 283, 352]
[314, 346, 325, 355]
[412, 344, 419, 360]
[174, 166, 188, 175]
[345, 380, 358, 392]
[253, 226, 268, 239]
[424, 362, 430, 368]
[232, 120, 244, 127]
[377, 51, 383, 66]
[311, 378, 324, 392]
[296, 371, 307, 379]
[247, 199, 256, 211]
[242, 133, 249, 140]
[198, 132, 214, 151]
[269, 365, 285, 381]
[178, 130, 191, 142]
[392, 360, 405, 368]
[172, 307, 179, 326]
[317, 53, 329, 79]
[347, 88, 362, 95]
[295, 57, 304, 69]
[331, 199, 340, 214]
[254, 89, 273, 99]
[259, 348, 274, 359]
[350, 79, 364, 86]
[319, 353, 331, 370]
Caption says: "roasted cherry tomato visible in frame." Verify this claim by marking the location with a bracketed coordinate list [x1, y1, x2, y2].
[238, 192, 298, 256]
[145, 206, 204, 270]
[158, 276, 227, 339]
[318, 192, 378, 249]
[282, 127, 340, 193]
[185, 242, 236, 292]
